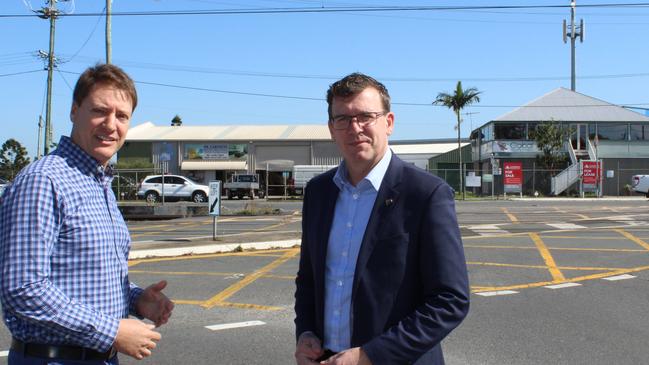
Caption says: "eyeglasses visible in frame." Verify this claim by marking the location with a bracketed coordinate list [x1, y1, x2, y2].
[330, 111, 387, 130]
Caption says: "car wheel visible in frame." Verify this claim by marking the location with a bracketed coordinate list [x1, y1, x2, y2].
[193, 191, 207, 203]
[145, 191, 159, 203]
[226, 189, 232, 199]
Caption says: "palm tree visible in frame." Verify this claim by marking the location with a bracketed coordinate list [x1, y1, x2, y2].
[433, 81, 481, 200]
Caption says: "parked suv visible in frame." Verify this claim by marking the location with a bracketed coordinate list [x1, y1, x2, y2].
[137, 175, 209, 203]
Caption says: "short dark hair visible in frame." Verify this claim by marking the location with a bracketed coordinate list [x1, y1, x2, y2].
[72, 63, 137, 111]
[326, 72, 390, 119]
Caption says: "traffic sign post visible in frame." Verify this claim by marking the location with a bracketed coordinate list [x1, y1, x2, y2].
[209, 181, 221, 240]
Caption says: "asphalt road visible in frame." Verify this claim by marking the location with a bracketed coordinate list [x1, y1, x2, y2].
[1, 199, 649, 364]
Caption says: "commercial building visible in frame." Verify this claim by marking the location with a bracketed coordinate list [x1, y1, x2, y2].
[469, 88, 649, 196]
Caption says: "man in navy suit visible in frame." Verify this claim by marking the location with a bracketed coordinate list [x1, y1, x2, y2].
[294, 73, 470, 365]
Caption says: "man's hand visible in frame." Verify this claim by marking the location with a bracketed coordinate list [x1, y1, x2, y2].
[295, 332, 324, 365]
[320, 347, 372, 365]
[136, 280, 174, 327]
[114, 319, 161, 360]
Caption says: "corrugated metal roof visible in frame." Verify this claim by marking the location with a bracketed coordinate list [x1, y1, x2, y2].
[126, 122, 332, 141]
[494, 88, 649, 123]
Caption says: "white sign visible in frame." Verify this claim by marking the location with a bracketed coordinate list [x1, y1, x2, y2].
[209, 181, 221, 216]
[466, 175, 482, 187]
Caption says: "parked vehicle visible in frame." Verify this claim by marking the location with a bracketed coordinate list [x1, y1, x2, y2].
[292, 165, 337, 195]
[137, 174, 209, 203]
[223, 174, 264, 199]
[631, 175, 649, 197]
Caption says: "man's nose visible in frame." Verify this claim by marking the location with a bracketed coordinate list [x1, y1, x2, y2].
[102, 113, 117, 129]
[347, 117, 364, 133]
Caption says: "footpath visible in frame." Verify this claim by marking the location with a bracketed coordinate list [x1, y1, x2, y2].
[129, 216, 302, 260]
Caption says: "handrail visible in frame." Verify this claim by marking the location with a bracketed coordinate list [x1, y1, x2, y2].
[586, 138, 597, 160]
[551, 163, 580, 195]
[565, 140, 577, 165]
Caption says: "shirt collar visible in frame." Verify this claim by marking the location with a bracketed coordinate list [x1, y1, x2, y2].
[55, 136, 114, 180]
[333, 147, 392, 192]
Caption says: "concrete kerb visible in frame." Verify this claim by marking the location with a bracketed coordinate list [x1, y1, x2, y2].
[129, 239, 301, 259]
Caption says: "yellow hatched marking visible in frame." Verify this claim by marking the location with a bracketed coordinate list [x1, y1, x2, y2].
[201, 248, 299, 309]
[529, 233, 565, 281]
[501, 208, 519, 223]
[473, 265, 649, 293]
[467, 261, 625, 271]
[615, 229, 649, 251]
[465, 244, 645, 253]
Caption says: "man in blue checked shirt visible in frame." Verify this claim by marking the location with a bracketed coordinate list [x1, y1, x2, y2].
[0, 64, 174, 364]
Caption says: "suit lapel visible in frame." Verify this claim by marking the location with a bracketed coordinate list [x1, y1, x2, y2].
[351, 155, 402, 300]
[315, 175, 339, 294]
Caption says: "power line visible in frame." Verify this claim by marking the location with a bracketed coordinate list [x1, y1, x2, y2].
[0, 69, 43, 77]
[3, 3, 649, 18]
[56, 69, 649, 108]
[55, 54, 649, 82]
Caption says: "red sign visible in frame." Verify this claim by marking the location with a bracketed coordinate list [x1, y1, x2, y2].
[503, 162, 523, 185]
[582, 161, 601, 185]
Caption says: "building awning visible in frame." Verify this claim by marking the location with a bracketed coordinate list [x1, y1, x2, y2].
[257, 159, 294, 171]
[181, 161, 247, 171]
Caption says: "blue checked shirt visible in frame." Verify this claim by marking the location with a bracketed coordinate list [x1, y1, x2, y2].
[323, 148, 392, 352]
[0, 136, 143, 352]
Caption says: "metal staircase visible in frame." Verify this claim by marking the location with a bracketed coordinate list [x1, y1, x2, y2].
[550, 138, 596, 195]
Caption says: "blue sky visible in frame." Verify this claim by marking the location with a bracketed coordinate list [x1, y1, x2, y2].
[1, 0, 648, 158]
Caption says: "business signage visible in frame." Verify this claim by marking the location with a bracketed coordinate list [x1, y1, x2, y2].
[184, 143, 248, 161]
[581, 160, 602, 192]
[503, 161, 523, 193]
[208, 181, 221, 216]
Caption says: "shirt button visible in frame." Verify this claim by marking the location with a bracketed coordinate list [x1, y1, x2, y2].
[338, 280, 343, 286]
[334, 310, 340, 316]
[353, 193, 359, 200]
[346, 222, 352, 228]
[342, 251, 348, 257]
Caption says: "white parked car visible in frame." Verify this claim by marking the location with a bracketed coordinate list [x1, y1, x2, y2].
[631, 175, 649, 197]
[137, 175, 209, 203]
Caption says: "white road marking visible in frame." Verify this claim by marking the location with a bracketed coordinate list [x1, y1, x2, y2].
[205, 320, 266, 331]
[0, 351, 8, 357]
[475, 290, 518, 297]
[468, 224, 509, 236]
[547, 223, 586, 230]
[603, 274, 636, 281]
[544, 282, 582, 289]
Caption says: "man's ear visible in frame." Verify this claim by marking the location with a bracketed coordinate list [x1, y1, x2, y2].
[70, 103, 78, 124]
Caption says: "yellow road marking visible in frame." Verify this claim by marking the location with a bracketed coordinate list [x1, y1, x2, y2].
[465, 244, 646, 253]
[501, 208, 519, 223]
[129, 270, 241, 277]
[473, 265, 649, 293]
[172, 299, 205, 305]
[201, 248, 299, 309]
[218, 301, 282, 311]
[529, 233, 565, 281]
[467, 261, 625, 271]
[262, 274, 295, 280]
[128, 248, 295, 266]
[615, 229, 649, 251]
[540, 235, 626, 240]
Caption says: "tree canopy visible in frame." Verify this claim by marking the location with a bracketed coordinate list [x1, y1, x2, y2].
[0, 138, 31, 180]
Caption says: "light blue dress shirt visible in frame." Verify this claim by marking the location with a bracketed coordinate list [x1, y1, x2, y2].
[323, 148, 392, 352]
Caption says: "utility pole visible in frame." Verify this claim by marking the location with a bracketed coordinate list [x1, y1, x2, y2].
[38, 1, 59, 155]
[106, 0, 112, 64]
[563, 0, 585, 91]
[37, 115, 44, 159]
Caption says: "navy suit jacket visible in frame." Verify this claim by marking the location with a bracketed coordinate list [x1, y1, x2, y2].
[294, 154, 470, 365]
